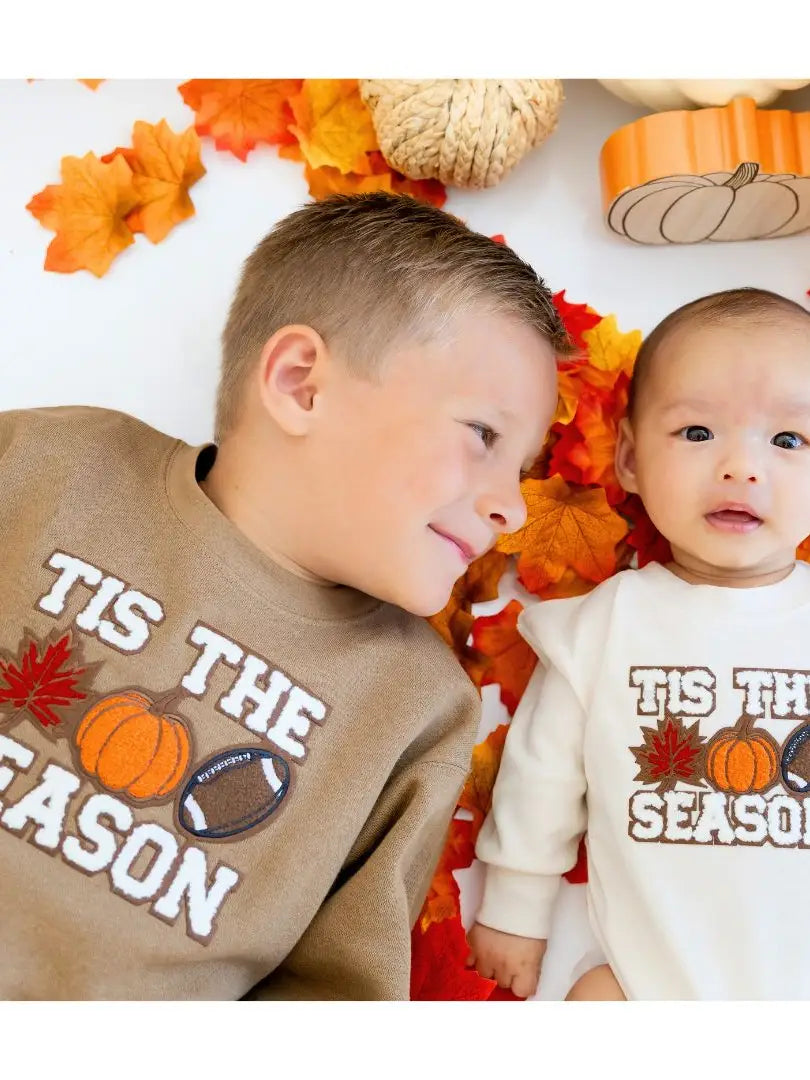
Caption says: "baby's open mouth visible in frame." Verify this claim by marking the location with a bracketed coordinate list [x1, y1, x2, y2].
[705, 507, 762, 532]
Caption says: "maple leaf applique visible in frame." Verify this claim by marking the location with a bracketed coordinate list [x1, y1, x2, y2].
[0, 629, 98, 734]
[630, 712, 707, 794]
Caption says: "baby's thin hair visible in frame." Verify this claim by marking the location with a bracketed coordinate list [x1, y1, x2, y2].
[216, 192, 574, 442]
[627, 287, 810, 420]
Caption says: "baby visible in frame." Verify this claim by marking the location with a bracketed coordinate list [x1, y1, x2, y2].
[468, 286, 810, 1000]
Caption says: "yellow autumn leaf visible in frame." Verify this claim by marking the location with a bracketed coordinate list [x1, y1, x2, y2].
[288, 80, 378, 175]
[582, 314, 642, 378]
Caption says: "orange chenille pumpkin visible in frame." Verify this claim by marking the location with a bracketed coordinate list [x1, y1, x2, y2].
[705, 715, 780, 795]
[600, 96, 810, 244]
[75, 688, 191, 801]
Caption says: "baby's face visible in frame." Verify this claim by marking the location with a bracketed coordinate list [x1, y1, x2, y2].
[619, 318, 810, 580]
[304, 310, 558, 616]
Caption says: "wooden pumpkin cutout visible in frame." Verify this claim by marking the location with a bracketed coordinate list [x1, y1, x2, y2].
[600, 96, 810, 244]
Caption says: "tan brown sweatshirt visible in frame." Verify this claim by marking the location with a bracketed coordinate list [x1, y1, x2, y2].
[0, 406, 479, 1000]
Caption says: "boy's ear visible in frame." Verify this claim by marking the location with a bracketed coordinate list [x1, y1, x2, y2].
[614, 417, 639, 494]
[256, 325, 328, 436]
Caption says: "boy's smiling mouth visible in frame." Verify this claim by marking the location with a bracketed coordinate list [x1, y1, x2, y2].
[428, 526, 479, 563]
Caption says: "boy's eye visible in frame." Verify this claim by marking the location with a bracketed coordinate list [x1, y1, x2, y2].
[468, 423, 498, 449]
[772, 431, 806, 450]
[678, 425, 713, 442]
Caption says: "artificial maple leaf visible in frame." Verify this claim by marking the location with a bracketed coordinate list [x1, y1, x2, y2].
[302, 161, 393, 201]
[459, 722, 510, 842]
[427, 550, 508, 661]
[471, 600, 537, 716]
[27, 152, 138, 277]
[419, 817, 475, 931]
[535, 567, 595, 601]
[178, 79, 301, 161]
[497, 476, 628, 595]
[411, 915, 497, 1001]
[78, 79, 104, 90]
[288, 80, 378, 175]
[582, 314, 642, 379]
[552, 290, 603, 352]
[630, 712, 707, 794]
[0, 629, 97, 732]
[620, 494, 673, 567]
[554, 368, 581, 427]
[549, 387, 627, 506]
[797, 535, 810, 563]
[563, 837, 589, 884]
[104, 120, 206, 244]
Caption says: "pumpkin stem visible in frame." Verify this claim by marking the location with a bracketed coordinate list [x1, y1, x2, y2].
[737, 713, 757, 736]
[151, 688, 186, 715]
[724, 162, 759, 190]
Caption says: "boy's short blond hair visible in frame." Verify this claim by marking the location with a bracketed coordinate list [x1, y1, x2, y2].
[628, 287, 810, 421]
[216, 192, 572, 441]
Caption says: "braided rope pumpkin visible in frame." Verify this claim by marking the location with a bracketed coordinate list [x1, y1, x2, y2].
[359, 79, 563, 189]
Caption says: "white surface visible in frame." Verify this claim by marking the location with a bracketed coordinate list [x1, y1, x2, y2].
[3, 77, 810, 999]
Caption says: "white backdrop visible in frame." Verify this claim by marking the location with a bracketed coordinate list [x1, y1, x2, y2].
[3, 77, 810, 999]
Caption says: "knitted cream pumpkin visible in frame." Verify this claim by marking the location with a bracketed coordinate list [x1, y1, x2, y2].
[359, 79, 563, 189]
[601, 97, 810, 244]
[599, 79, 810, 111]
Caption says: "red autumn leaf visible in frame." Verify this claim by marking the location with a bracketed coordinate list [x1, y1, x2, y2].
[552, 290, 603, 351]
[630, 713, 707, 794]
[621, 494, 673, 567]
[419, 817, 475, 931]
[471, 600, 538, 716]
[411, 915, 497, 1000]
[563, 836, 589, 884]
[178, 79, 301, 161]
[0, 629, 96, 730]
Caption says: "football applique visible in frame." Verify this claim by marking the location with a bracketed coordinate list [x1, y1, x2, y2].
[177, 747, 290, 840]
[781, 725, 810, 795]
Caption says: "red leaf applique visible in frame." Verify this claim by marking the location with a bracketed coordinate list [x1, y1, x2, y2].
[0, 629, 97, 731]
[630, 712, 707, 794]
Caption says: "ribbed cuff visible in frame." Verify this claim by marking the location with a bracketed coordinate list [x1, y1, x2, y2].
[476, 866, 561, 939]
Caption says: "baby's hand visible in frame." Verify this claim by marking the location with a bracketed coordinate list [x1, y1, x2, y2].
[466, 922, 547, 999]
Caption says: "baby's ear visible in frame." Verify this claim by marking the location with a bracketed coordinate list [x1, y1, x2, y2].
[614, 417, 639, 494]
[256, 325, 326, 436]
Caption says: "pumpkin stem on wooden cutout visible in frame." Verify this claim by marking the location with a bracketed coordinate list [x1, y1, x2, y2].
[724, 162, 759, 190]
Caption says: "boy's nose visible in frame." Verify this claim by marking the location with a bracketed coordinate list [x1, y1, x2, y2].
[476, 486, 528, 535]
[722, 470, 758, 483]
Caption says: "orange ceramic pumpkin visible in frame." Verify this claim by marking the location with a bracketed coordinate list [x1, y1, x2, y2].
[75, 688, 191, 802]
[705, 715, 780, 795]
[600, 97, 810, 243]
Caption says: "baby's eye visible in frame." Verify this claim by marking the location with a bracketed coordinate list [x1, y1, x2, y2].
[468, 423, 498, 449]
[772, 431, 806, 450]
[678, 425, 713, 442]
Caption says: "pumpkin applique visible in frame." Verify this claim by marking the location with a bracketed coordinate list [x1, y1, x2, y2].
[74, 687, 191, 802]
[705, 714, 781, 796]
[600, 96, 810, 244]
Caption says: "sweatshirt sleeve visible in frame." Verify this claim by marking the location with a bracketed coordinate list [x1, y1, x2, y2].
[247, 684, 479, 1001]
[474, 603, 589, 940]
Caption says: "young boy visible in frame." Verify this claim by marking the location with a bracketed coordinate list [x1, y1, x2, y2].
[0, 192, 567, 1000]
[468, 287, 810, 1001]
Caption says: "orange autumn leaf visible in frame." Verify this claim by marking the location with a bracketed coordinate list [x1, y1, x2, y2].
[472, 600, 538, 715]
[554, 369, 580, 426]
[27, 152, 138, 278]
[536, 566, 596, 601]
[798, 536, 810, 562]
[303, 161, 393, 200]
[427, 551, 509, 653]
[109, 120, 206, 244]
[582, 314, 642, 379]
[459, 722, 510, 840]
[288, 80, 378, 175]
[178, 79, 301, 161]
[78, 79, 104, 90]
[496, 475, 628, 593]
